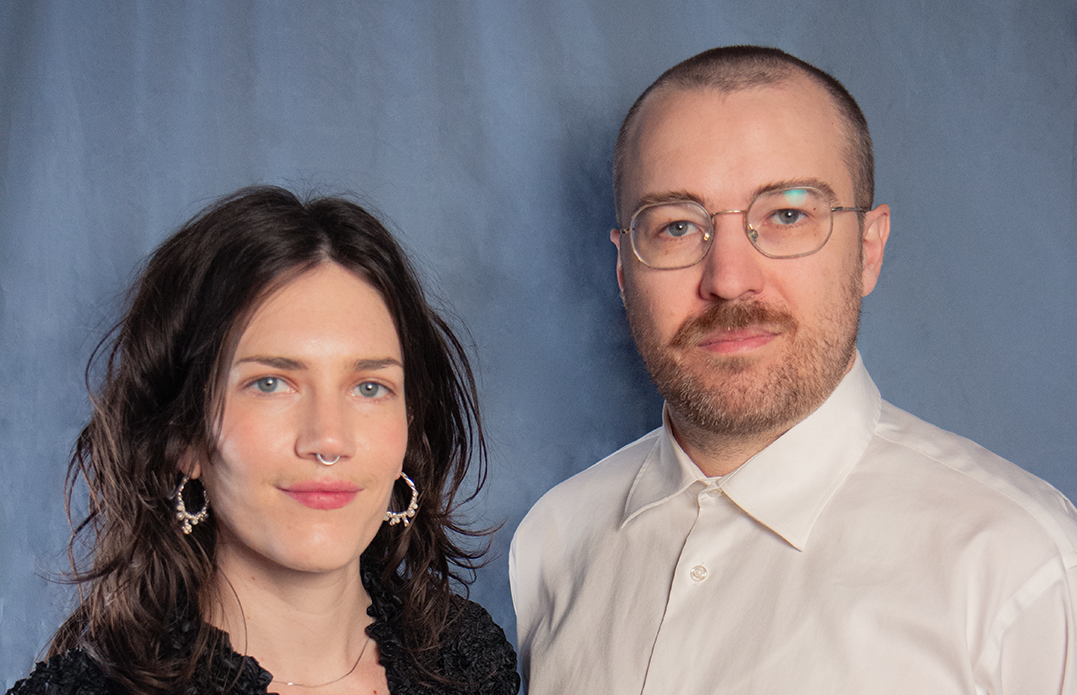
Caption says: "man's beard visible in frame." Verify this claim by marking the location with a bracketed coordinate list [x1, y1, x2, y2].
[625, 273, 862, 439]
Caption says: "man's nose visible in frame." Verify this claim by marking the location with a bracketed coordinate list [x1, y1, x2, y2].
[697, 213, 766, 301]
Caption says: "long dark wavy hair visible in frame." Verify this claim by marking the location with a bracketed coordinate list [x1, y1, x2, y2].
[49, 186, 489, 693]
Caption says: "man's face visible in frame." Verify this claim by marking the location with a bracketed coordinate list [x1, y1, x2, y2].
[613, 79, 889, 441]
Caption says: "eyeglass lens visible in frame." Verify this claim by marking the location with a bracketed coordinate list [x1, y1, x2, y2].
[630, 187, 834, 268]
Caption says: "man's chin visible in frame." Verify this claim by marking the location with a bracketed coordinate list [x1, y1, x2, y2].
[674, 346, 770, 376]
[664, 390, 792, 439]
[651, 352, 815, 437]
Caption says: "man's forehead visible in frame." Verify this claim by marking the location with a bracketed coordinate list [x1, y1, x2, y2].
[620, 78, 852, 211]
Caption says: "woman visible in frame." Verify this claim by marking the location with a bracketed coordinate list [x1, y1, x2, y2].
[8, 187, 519, 695]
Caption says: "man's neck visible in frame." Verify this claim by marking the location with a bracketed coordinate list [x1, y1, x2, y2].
[667, 410, 791, 478]
[669, 352, 860, 477]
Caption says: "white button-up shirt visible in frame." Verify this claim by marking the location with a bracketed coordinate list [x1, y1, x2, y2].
[510, 355, 1077, 694]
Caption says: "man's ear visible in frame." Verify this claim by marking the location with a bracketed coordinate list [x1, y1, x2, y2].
[860, 204, 890, 297]
[610, 228, 626, 293]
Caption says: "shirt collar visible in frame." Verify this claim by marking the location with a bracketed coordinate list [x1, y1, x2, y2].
[622, 409, 705, 527]
[621, 352, 881, 550]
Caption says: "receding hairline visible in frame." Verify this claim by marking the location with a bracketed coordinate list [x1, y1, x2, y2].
[613, 48, 874, 222]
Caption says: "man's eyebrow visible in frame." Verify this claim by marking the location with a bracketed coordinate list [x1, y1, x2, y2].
[633, 191, 707, 210]
[752, 179, 839, 203]
[632, 180, 843, 213]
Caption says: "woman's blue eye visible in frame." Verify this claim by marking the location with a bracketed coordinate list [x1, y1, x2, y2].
[356, 382, 386, 398]
[253, 377, 284, 393]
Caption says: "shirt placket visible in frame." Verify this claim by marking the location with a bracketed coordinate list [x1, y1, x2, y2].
[640, 480, 749, 694]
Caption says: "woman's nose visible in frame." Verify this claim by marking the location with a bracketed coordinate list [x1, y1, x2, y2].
[295, 391, 354, 464]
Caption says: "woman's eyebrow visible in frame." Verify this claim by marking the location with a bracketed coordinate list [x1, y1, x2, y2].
[234, 356, 305, 370]
[233, 356, 403, 371]
[352, 358, 403, 371]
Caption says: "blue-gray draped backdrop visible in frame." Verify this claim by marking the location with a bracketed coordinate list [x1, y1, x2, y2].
[2, 0, 1075, 685]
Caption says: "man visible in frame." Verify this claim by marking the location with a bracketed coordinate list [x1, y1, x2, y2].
[510, 46, 1077, 694]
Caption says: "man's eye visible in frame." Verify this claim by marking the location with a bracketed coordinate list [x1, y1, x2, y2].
[355, 382, 388, 398]
[769, 208, 808, 226]
[660, 220, 701, 238]
[253, 377, 285, 393]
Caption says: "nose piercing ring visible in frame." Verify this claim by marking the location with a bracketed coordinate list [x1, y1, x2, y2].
[316, 454, 340, 466]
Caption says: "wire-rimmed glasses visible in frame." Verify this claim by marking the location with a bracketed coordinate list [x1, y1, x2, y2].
[621, 186, 867, 270]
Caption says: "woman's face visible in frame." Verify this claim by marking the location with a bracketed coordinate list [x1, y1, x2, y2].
[195, 262, 408, 579]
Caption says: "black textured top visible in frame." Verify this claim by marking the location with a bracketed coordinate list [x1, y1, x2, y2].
[6, 569, 518, 695]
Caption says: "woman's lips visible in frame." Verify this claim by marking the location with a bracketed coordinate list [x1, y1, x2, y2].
[697, 327, 779, 354]
[281, 480, 360, 510]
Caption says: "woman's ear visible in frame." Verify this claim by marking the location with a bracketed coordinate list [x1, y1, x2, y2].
[180, 452, 203, 480]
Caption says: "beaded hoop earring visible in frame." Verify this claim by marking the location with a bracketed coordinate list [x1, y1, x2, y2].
[174, 475, 209, 535]
[383, 472, 419, 527]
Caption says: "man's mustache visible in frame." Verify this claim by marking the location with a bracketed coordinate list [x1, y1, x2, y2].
[670, 301, 797, 348]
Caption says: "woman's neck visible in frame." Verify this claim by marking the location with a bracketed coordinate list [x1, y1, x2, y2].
[207, 543, 377, 690]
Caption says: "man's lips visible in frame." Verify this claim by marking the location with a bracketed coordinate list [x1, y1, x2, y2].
[281, 479, 360, 511]
[697, 326, 780, 354]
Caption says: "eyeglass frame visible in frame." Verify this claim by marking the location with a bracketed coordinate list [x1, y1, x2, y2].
[619, 186, 869, 270]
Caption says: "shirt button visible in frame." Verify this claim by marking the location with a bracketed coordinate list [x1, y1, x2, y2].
[690, 564, 708, 582]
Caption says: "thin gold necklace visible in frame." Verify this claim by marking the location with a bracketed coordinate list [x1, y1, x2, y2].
[271, 636, 371, 688]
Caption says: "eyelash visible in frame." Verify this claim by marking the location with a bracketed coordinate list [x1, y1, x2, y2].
[245, 377, 393, 399]
[251, 376, 289, 394]
[354, 381, 390, 398]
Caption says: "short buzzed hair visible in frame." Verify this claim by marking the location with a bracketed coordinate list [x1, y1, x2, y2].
[613, 46, 875, 222]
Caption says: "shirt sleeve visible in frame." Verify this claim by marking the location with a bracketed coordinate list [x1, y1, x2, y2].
[982, 562, 1077, 694]
[442, 596, 521, 695]
[508, 509, 538, 692]
[5, 651, 113, 695]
